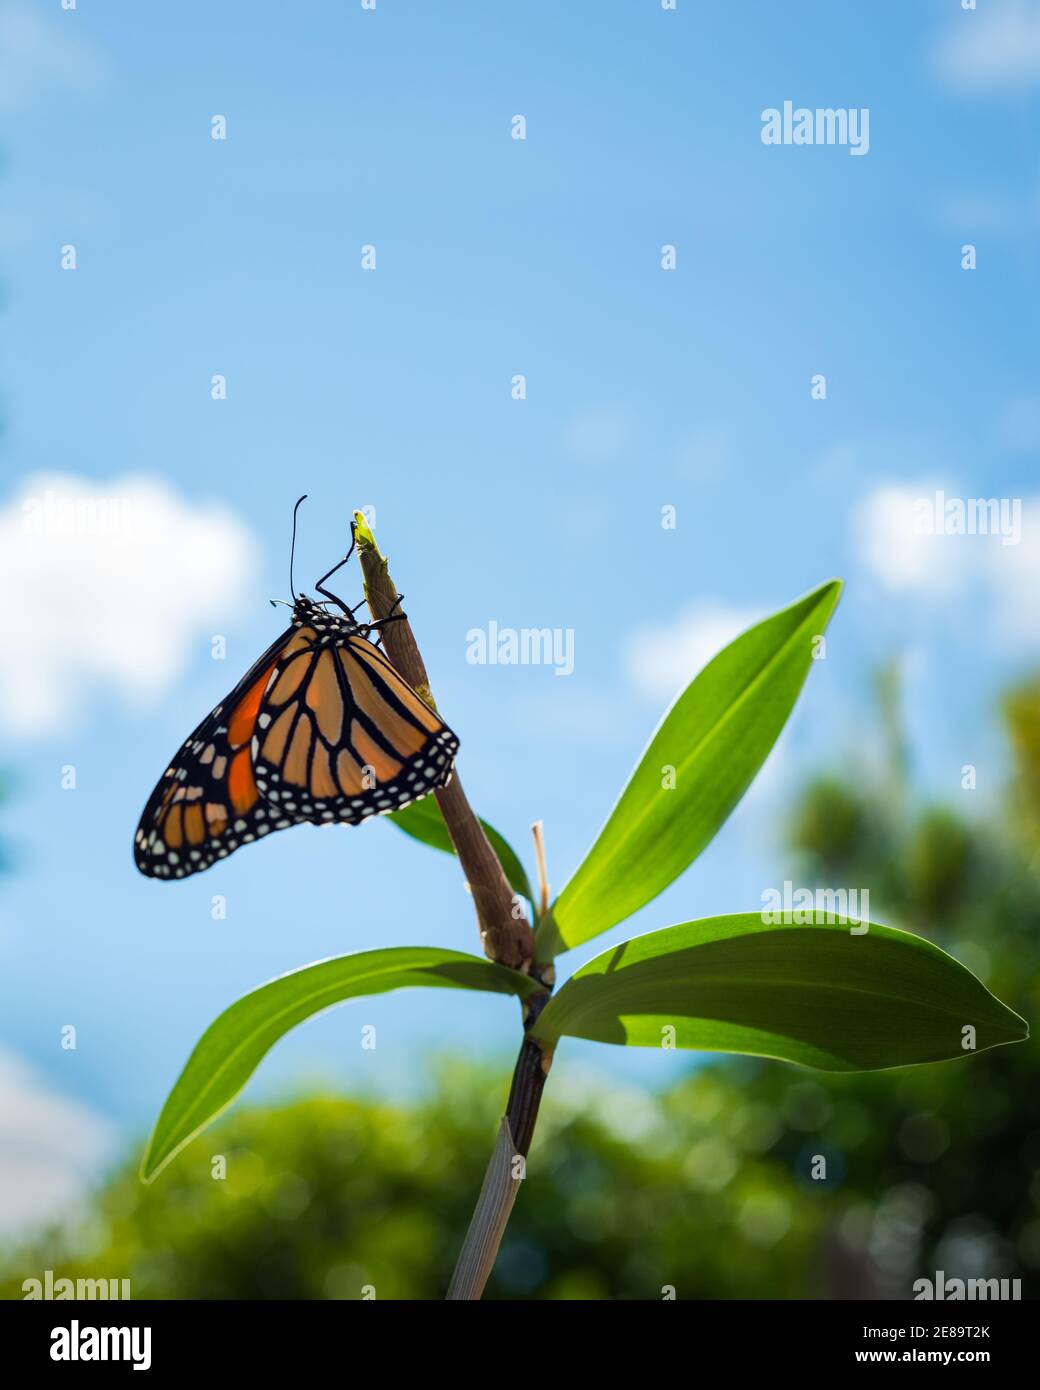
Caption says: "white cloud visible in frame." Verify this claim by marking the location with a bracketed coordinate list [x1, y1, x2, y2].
[0, 473, 257, 735]
[0, 1048, 115, 1241]
[855, 484, 964, 596]
[932, 0, 1040, 92]
[991, 513, 1040, 642]
[625, 602, 759, 704]
[855, 481, 1040, 643]
[0, 1, 106, 111]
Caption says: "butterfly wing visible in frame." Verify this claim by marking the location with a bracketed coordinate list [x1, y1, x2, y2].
[252, 629, 459, 823]
[134, 627, 295, 879]
[135, 619, 459, 879]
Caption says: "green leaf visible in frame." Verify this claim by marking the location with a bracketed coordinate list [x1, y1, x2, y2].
[142, 947, 537, 1182]
[390, 796, 535, 909]
[538, 580, 842, 958]
[531, 913, 1028, 1071]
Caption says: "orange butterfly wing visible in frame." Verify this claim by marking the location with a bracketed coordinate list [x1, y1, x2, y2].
[134, 629, 291, 879]
[252, 629, 458, 822]
[135, 617, 459, 879]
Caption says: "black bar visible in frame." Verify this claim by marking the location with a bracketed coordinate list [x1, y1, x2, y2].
[1, 1296, 1033, 1373]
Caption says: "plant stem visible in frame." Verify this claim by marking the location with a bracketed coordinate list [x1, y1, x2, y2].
[352, 513, 554, 1297]
[353, 514, 536, 973]
[504, 992, 554, 1156]
[447, 1002, 554, 1300]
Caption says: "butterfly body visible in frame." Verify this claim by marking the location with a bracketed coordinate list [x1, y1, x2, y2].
[134, 595, 458, 880]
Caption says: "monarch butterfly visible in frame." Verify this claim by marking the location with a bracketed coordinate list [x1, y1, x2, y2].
[134, 503, 458, 880]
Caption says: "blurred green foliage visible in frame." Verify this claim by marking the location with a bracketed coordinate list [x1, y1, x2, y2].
[2, 676, 1037, 1299]
[1005, 675, 1040, 842]
[0, 1067, 831, 1300]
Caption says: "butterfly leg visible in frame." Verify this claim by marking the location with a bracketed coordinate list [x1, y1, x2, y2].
[346, 588, 400, 620]
[314, 536, 358, 614]
[367, 613, 408, 637]
[365, 596, 407, 647]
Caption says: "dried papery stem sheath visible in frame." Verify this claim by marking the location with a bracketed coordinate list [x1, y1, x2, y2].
[444, 1118, 522, 1300]
[448, 1006, 554, 1300]
[353, 514, 537, 973]
[532, 819, 550, 919]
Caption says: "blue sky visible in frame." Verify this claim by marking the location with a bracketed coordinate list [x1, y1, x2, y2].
[0, 0, 1037, 1236]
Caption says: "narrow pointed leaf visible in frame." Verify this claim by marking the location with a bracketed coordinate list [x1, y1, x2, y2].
[390, 795, 535, 908]
[531, 913, 1028, 1071]
[538, 580, 842, 957]
[142, 947, 537, 1182]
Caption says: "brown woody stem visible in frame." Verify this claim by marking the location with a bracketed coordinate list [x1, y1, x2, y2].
[351, 512, 553, 1301]
[504, 996, 554, 1156]
[353, 513, 536, 973]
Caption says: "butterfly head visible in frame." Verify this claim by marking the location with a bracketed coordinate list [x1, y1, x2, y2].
[291, 593, 362, 637]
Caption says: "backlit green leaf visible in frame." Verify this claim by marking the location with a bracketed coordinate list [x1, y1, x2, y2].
[142, 947, 537, 1182]
[531, 913, 1028, 1070]
[538, 580, 842, 958]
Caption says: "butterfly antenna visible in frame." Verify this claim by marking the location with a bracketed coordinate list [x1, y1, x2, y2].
[290, 494, 308, 601]
[314, 519, 358, 612]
